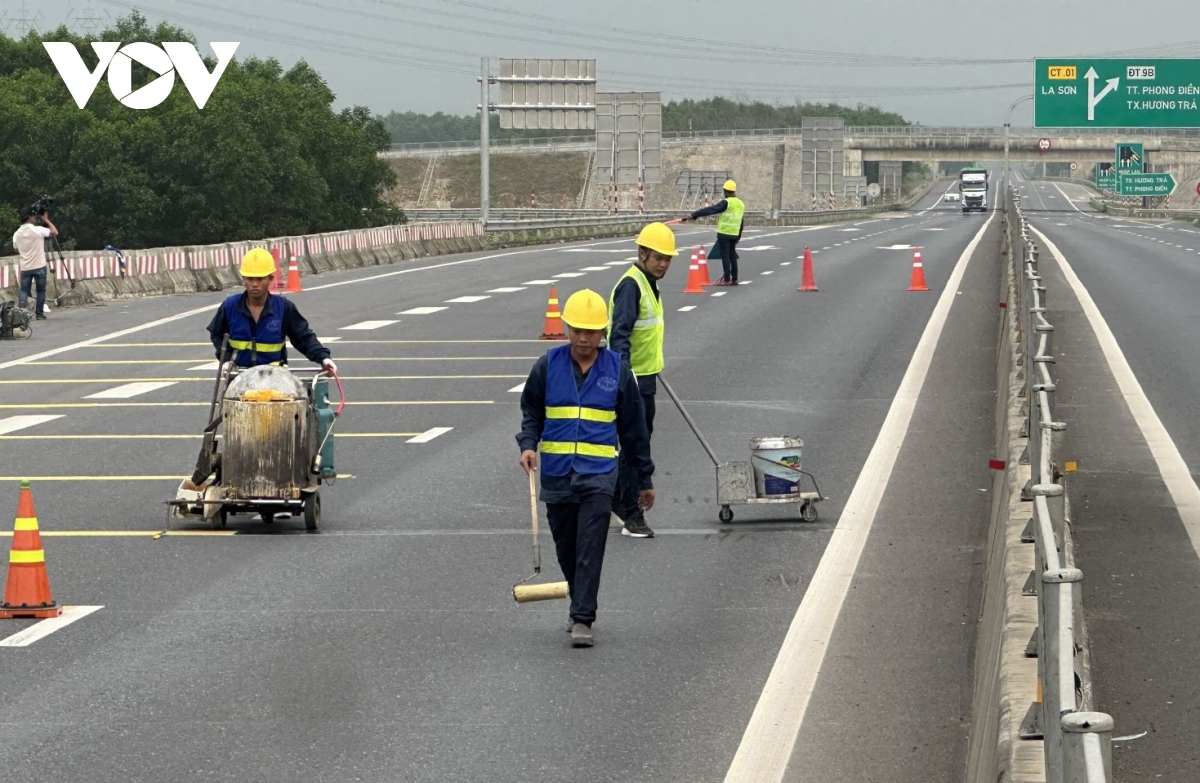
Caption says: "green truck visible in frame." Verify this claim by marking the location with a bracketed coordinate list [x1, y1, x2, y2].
[958, 167, 989, 213]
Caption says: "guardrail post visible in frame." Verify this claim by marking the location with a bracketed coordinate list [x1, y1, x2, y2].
[1062, 712, 1114, 783]
[1043, 568, 1082, 783]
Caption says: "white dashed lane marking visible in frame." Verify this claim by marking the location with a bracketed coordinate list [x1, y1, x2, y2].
[341, 320, 400, 330]
[508, 383, 525, 393]
[552, 273, 586, 279]
[678, 306, 697, 312]
[524, 279, 557, 285]
[487, 287, 527, 293]
[406, 427, 453, 443]
[0, 415, 63, 434]
[399, 307, 449, 315]
[444, 296, 490, 303]
[84, 382, 177, 399]
[580, 267, 610, 272]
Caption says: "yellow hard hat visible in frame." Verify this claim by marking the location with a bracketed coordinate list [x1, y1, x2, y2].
[723, 179, 737, 192]
[240, 248, 276, 278]
[635, 221, 678, 257]
[561, 289, 609, 330]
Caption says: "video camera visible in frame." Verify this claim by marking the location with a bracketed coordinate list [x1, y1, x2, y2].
[26, 195, 55, 217]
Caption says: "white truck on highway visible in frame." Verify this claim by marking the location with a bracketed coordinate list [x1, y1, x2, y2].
[958, 167, 989, 213]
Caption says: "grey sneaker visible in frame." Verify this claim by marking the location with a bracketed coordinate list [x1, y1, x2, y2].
[569, 622, 594, 648]
[621, 512, 654, 538]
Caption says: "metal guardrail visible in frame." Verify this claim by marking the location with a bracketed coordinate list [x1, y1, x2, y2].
[388, 125, 1200, 152]
[1006, 185, 1114, 783]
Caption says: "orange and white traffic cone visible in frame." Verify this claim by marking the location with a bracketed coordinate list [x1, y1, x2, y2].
[907, 247, 929, 291]
[798, 246, 819, 292]
[0, 480, 61, 620]
[683, 253, 707, 293]
[285, 255, 304, 293]
[697, 245, 712, 285]
[269, 247, 283, 293]
[539, 287, 567, 340]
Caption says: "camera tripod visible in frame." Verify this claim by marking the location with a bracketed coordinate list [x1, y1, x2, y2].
[42, 232, 82, 307]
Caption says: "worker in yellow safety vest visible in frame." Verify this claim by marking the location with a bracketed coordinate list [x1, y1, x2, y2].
[682, 179, 745, 285]
[605, 221, 677, 538]
[517, 289, 655, 647]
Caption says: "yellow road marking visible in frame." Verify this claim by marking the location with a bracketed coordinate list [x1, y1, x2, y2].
[0, 401, 495, 408]
[84, 340, 550, 347]
[29, 358, 538, 365]
[0, 433, 421, 440]
[0, 371, 531, 384]
[0, 474, 355, 481]
[0, 531, 238, 537]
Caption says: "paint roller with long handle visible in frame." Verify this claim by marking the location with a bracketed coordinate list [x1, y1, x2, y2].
[512, 468, 569, 603]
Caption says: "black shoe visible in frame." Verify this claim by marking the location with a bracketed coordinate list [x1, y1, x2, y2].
[35, 313, 46, 320]
[621, 512, 654, 538]
[569, 622, 594, 648]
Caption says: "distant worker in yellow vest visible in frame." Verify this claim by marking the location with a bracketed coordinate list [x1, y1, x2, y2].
[606, 222, 677, 539]
[682, 179, 745, 286]
[517, 290, 655, 647]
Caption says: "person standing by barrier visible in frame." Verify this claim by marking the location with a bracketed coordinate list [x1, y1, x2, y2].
[517, 289, 655, 647]
[606, 222, 677, 538]
[682, 179, 744, 285]
[12, 204, 58, 320]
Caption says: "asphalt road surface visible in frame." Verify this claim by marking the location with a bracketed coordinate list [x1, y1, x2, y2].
[0, 180, 1004, 783]
[1012, 173, 1200, 779]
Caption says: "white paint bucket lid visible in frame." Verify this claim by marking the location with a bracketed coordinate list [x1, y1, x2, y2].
[749, 436, 803, 451]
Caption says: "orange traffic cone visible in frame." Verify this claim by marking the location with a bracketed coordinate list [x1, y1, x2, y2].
[0, 480, 61, 620]
[539, 287, 567, 340]
[285, 255, 304, 293]
[907, 247, 929, 291]
[269, 247, 283, 293]
[697, 245, 712, 285]
[798, 246, 819, 291]
[683, 252, 707, 293]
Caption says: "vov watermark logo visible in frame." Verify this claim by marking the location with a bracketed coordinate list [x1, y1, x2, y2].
[43, 42, 239, 110]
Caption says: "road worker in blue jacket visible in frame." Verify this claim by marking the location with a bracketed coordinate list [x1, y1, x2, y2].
[206, 248, 337, 372]
[517, 289, 655, 648]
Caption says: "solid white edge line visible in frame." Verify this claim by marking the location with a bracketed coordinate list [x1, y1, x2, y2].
[1030, 225, 1200, 554]
[406, 427, 453, 443]
[723, 209, 996, 783]
[0, 605, 104, 647]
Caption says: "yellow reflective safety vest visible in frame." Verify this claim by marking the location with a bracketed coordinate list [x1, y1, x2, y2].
[539, 345, 620, 475]
[608, 264, 664, 376]
[716, 196, 745, 236]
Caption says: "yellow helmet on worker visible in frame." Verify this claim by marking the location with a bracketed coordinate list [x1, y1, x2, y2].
[635, 221, 678, 257]
[561, 289, 609, 331]
[240, 248, 276, 278]
[723, 179, 737, 192]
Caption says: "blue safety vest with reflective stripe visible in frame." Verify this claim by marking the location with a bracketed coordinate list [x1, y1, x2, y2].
[539, 345, 620, 476]
[223, 294, 286, 367]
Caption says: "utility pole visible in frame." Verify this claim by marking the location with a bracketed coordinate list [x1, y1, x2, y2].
[479, 58, 491, 227]
[1003, 94, 1034, 209]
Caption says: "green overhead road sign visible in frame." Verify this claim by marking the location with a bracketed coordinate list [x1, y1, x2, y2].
[1116, 142, 1144, 173]
[1117, 172, 1176, 197]
[1096, 163, 1116, 190]
[1034, 59, 1200, 127]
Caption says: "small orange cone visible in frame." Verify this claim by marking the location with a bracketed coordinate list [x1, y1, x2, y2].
[269, 247, 283, 293]
[697, 245, 712, 285]
[0, 480, 61, 620]
[682, 253, 707, 293]
[285, 254, 304, 293]
[907, 247, 929, 291]
[539, 287, 567, 340]
[798, 246, 819, 291]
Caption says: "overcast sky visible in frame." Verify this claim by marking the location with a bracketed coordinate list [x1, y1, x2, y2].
[12, 0, 1200, 127]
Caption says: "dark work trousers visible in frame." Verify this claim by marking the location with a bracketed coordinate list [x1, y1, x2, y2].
[546, 492, 614, 626]
[715, 234, 739, 282]
[613, 390, 656, 520]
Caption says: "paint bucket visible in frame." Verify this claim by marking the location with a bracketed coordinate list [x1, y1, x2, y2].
[749, 436, 804, 497]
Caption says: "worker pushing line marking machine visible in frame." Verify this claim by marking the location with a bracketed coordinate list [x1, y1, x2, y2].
[165, 336, 345, 532]
[660, 375, 827, 524]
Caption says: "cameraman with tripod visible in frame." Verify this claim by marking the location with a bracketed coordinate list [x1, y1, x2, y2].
[12, 200, 58, 321]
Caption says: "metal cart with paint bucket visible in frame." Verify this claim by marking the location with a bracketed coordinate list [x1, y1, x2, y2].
[661, 376, 827, 524]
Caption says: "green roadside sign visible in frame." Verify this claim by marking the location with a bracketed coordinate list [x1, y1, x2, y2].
[1116, 142, 1144, 173]
[1116, 172, 1176, 197]
[1034, 59, 1200, 127]
[1096, 163, 1116, 190]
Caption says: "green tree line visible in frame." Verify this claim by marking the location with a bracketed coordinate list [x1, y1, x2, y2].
[378, 97, 913, 145]
[1, 13, 403, 255]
